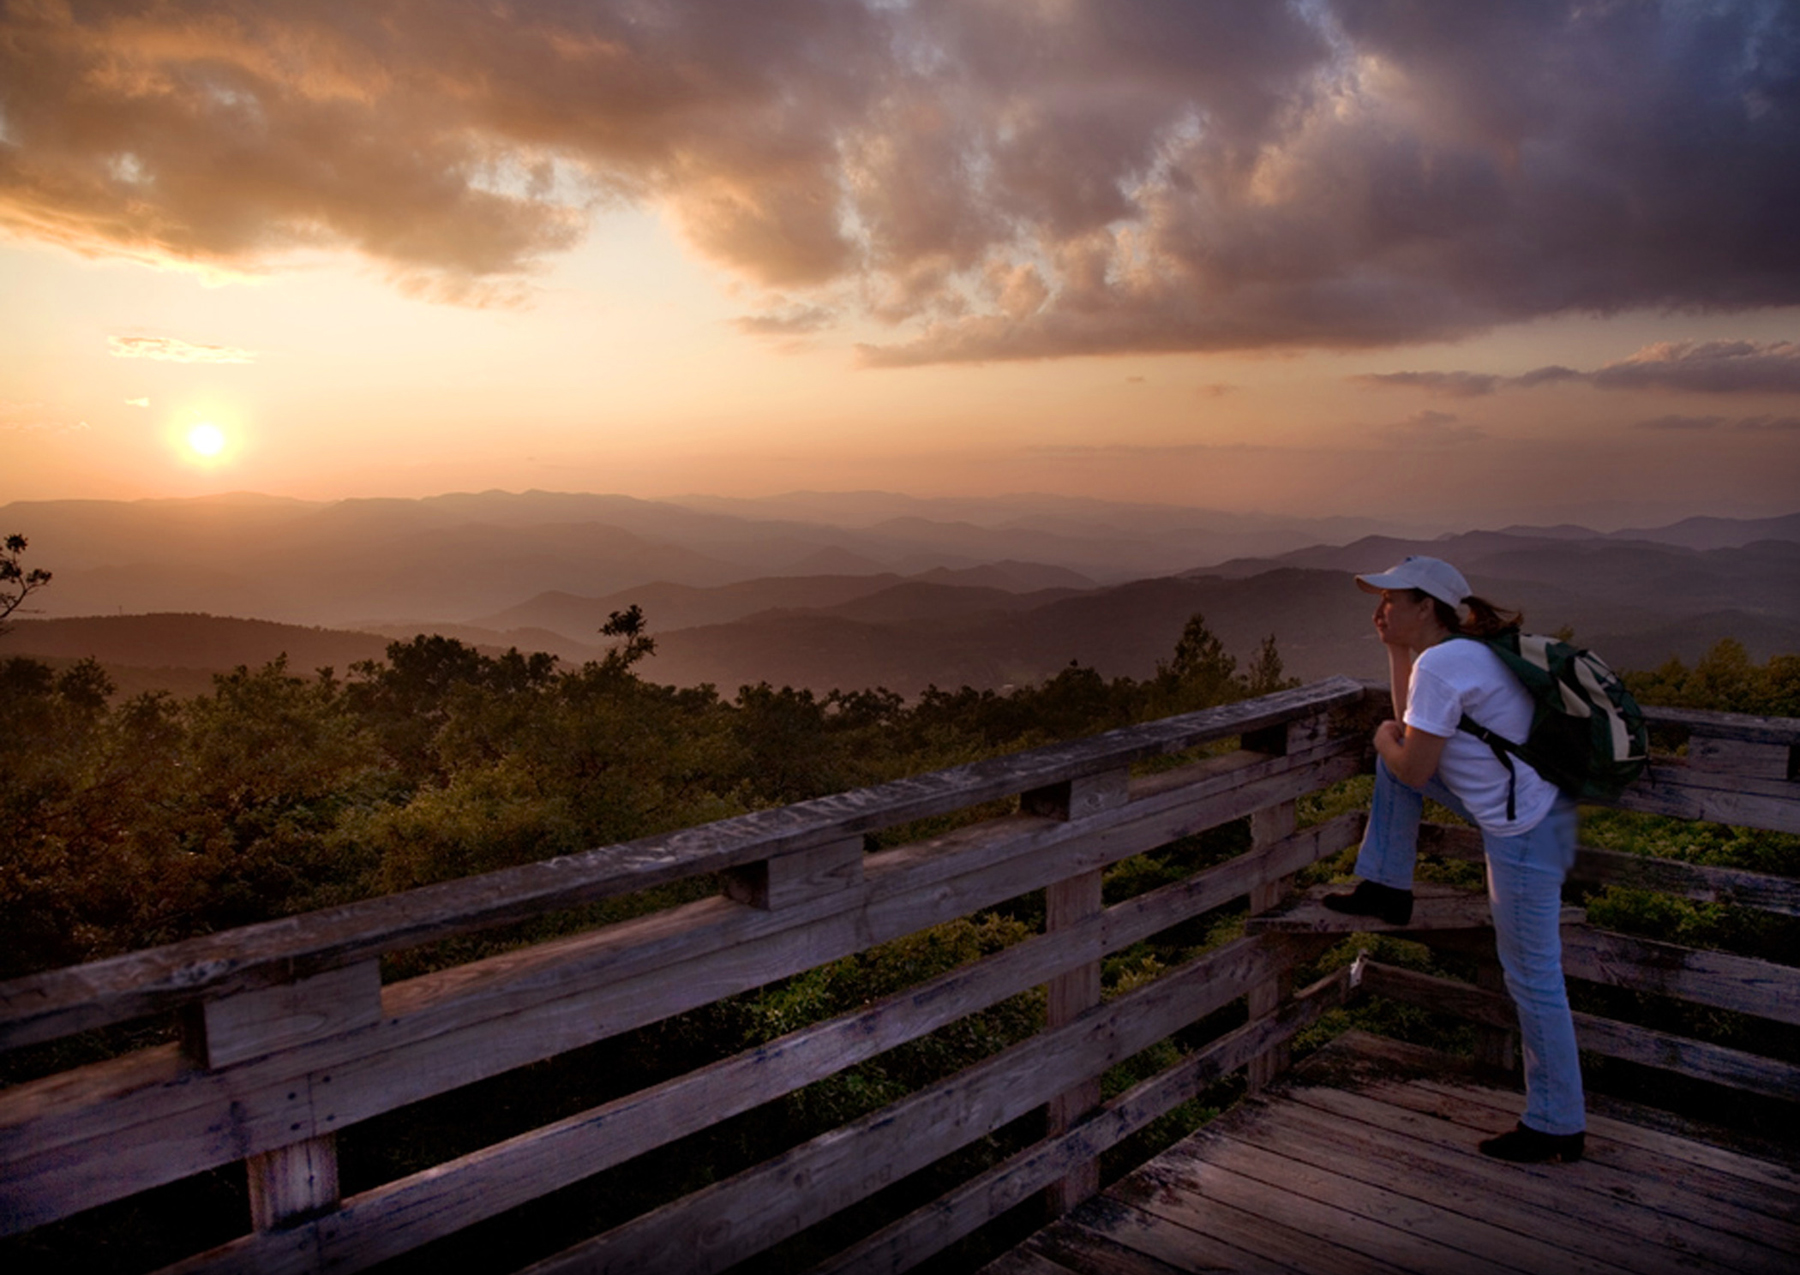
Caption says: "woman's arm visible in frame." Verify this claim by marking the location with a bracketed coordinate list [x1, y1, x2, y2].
[1387, 643, 1412, 720]
[1374, 718, 1449, 789]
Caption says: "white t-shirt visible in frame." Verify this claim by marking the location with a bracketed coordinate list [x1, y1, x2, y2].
[1405, 638, 1559, 835]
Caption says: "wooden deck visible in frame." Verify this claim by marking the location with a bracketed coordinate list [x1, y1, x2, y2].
[988, 1032, 1800, 1275]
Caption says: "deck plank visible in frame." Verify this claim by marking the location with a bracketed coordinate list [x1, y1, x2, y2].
[1351, 1078, 1800, 1238]
[989, 1033, 1798, 1275]
[1284, 1083, 1795, 1273]
[1253, 1099, 1732, 1275]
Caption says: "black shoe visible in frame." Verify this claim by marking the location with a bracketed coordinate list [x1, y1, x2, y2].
[1321, 879, 1413, 926]
[1479, 1122, 1585, 1164]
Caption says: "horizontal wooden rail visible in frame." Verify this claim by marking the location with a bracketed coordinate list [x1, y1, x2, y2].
[1, 742, 1366, 1235]
[1417, 823, 1800, 917]
[0, 678, 1366, 1050]
[809, 964, 1355, 1275]
[520, 934, 1310, 1275]
[1559, 926, 1800, 1028]
[159, 814, 1364, 1275]
[1357, 961, 1800, 1103]
[1641, 704, 1800, 747]
[5, 681, 1796, 1275]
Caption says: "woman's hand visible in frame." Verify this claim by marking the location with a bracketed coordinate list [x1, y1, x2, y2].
[1373, 718, 1448, 789]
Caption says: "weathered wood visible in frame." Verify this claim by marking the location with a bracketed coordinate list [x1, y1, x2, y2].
[0, 749, 1365, 1236]
[1245, 799, 1297, 1094]
[247, 1134, 339, 1233]
[1253, 1100, 1747, 1275]
[1643, 704, 1800, 747]
[1012, 1226, 1196, 1275]
[1022, 768, 1132, 821]
[191, 961, 381, 1071]
[1021, 1198, 1295, 1275]
[88, 817, 1368, 1273]
[1469, 956, 1514, 1073]
[0, 679, 1368, 1049]
[816, 967, 1352, 1275]
[1360, 960, 1800, 1101]
[1608, 758, 1800, 833]
[1573, 848, 1800, 917]
[1044, 868, 1105, 1215]
[1284, 1083, 1799, 1272]
[1688, 735, 1794, 781]
[1355, 1078, 1800, 1259]
[1245, 882, 1585, 934]
[722, 836, 863, 910]
[1158, 1130, 1600, 1275]
[517, 936, 1298, 1275]
[1421, 818, 1800, 918]
[1560, 924, 1800, 1026]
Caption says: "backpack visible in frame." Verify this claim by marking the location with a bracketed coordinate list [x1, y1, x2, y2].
[1454, 629, 1650, 817]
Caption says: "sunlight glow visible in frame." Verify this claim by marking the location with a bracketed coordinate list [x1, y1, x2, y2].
[187, 422, 227, 456]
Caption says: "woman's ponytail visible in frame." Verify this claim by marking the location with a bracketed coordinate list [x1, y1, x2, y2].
[1459, 595, 1521, 638]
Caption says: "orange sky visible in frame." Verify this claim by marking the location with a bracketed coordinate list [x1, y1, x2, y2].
[3, 1, 1797, 529]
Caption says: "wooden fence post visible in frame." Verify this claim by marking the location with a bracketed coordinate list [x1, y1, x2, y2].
[1023, 767, 1130, 1216]
[1243, 714, 1322, 1092]
[184, 961, 381, 1234]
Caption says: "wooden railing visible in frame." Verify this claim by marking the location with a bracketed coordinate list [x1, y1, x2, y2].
[1, 680, 1796, 1274]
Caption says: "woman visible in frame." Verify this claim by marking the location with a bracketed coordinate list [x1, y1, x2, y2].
[1326, 554, 1586, 1164]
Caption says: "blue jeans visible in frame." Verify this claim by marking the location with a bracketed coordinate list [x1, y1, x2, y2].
[1357, 759, 1585, 1136]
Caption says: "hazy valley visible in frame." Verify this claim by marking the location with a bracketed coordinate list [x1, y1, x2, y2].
[4, 491, 1798, 696]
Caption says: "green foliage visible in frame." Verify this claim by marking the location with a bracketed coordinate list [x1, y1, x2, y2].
[1626, 638, 1800, 718]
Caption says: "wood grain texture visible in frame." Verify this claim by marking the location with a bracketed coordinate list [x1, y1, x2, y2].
[1560, 924, 1800, 1026]
[1360, 960, 1800, 1101]
[516, 936, 1297, 1275]
[0, 680, 1367, 1049]
[1418, 820, 1800, 917]
[72, 817, 1366, 1271]
[0, 748, 1365, 1236]
[816, 967, 1351, 1275]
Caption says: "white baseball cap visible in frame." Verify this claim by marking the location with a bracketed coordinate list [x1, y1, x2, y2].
[1354, 555, 1470, 609]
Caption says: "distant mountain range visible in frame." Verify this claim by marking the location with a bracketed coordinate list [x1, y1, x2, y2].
[2, 492, 1796, 697]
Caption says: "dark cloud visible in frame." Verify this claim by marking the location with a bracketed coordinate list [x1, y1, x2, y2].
[1631, 414, 1725, 431]
[1354, 371, 1500, 398]
[4, 2, 1797, 358]
[1738, 414, 1800, 430]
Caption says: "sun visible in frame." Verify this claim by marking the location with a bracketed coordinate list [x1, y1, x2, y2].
[187, 423, 227, 457]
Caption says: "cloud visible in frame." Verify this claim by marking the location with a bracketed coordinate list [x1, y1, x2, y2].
[1738, 414, 1800, 431]
[3, 2, 1797, 358]
[108, 335, 257, 363]
[124, 396, 150, 407]
[1631, 414, 1725, 431]
[732, 304, 836, 337]
[1198, 383, 1238, 398]
[1023, 441, 1268, 459]
[0, 400, 90, 432]
[1378, 409, 1485, 446]
[1586, 340, 1800, 394]
[1354, 371, 1500, 398]
[1361, 339, 1800, 398]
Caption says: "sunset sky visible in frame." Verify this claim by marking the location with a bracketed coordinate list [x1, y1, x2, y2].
[3, 0, 1798, 528]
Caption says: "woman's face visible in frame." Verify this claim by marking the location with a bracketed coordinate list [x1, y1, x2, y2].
[1372, 588, 1439, 649]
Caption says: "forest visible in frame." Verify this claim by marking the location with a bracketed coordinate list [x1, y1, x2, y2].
[2, 532, 1798, 1272]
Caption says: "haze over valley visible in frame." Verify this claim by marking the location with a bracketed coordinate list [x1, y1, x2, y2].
[6, 491, 1795, 698]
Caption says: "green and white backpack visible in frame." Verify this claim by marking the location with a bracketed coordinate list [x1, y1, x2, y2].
[1456, 630, 1650, 817]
